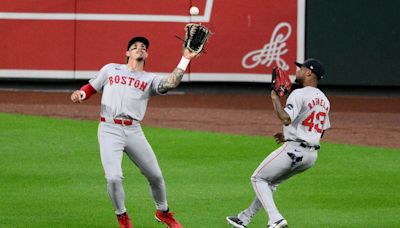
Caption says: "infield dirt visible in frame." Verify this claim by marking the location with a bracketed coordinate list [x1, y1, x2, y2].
[1, 91, 399, 148]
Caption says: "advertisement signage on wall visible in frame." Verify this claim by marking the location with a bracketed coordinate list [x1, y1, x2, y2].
[0, 0, 305, 82]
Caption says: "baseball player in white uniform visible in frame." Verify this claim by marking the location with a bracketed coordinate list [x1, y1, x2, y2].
[227, 59, 331, 228]
[71, 36, 199, 228]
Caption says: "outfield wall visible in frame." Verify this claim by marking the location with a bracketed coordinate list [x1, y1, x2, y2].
[0, 0, 303, 83]
[306, 0, 400, 86]
[1, 0, 399, 86]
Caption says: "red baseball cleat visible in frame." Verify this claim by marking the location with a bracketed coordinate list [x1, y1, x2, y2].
[117, 212, 134, 228]
[155, 210, 182, 228]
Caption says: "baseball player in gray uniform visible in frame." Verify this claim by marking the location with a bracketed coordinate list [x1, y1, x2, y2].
[71, 36, 199, 228]
[227, 59, 331, 228]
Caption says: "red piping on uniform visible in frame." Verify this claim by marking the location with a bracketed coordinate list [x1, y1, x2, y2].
[255, 144, 288, 176]
[252, 144, 289, 214]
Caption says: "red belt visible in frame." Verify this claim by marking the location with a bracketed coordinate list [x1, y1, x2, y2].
[100, 117, 134, 126]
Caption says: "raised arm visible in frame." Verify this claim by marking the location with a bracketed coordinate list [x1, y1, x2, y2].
[158, 23, 210, 93]
[271, 90, 291, 126]
[157, 48, 199, 93]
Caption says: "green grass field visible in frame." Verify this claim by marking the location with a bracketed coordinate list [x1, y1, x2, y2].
[1, 113, 399, 228]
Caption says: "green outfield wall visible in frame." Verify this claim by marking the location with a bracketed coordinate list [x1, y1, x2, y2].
[306, 0, 400, 86]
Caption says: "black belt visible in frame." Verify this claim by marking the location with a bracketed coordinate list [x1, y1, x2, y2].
[286, 139, 320, 150]
[299, 142, 320, 150]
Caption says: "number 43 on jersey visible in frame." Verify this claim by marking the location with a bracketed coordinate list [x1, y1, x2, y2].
[302, 111, 327, 133]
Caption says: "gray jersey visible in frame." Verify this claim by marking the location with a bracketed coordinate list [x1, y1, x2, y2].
[283, 86, 331, 146]
[237, 86, 331, 226]
[89, 63, 164, 121]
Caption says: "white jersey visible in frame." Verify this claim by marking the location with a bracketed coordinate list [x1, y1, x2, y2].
[283, 86, 331, 146]
[89, 63, 164, 121]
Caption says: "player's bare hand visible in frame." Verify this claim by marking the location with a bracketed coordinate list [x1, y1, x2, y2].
[183, 48, 200, 60]
[273, 132, 285, 144]
[71, 90, 84, 103]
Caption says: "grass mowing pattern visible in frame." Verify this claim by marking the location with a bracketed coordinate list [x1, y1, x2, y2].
[0, 113, 399, 227]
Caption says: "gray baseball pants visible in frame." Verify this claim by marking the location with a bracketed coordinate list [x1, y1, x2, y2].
[238, 141, 318, 225]
[98, 121, 168, 214]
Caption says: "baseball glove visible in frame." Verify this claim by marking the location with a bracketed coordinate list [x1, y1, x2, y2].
[271, 67, 291, 97]
[184, 23, 210, 54]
